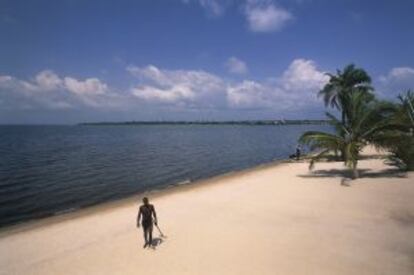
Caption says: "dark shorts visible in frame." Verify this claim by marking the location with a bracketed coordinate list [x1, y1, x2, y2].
[142, 219, 153, 230]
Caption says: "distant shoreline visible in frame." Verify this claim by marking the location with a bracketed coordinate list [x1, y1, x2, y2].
[78, 119, 330, 126]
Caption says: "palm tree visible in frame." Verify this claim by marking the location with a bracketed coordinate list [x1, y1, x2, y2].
[397, 90, 414, 127]
[300, 91, 395, 179]
[372, 90, 414, 170]
[319, 64, 374, 124]
[318, 64, 375, 161]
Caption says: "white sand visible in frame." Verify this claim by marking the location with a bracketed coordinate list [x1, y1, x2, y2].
[0, 153, 413, 275]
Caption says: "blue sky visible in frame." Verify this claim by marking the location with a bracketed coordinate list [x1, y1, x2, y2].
[1, 0, 414, 124]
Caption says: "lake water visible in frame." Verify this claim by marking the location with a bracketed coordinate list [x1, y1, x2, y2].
[0, 124, 330, 227]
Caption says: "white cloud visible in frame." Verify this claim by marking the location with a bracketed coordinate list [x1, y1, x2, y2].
[182, 0, 293, 32]
[0, 74, 71, 110]
[245, 1, 293, 32]
[35, 70, 63, 91]
[0, 71, 114, 109]
[128, 59, 327, 110]
[273, 59, 328, 109]
[200, 0, 224, 16]
[64, 77, 108, 95]
[227, 80, 269, 108]
[63, 77, 111, 107]
[225, 57, 248, 74]
[279, 59, 328, 95]
[0, 59, 328, 119]
[131, 85, 195, 103]
[182, 0, 226, 16]
[0, 75, 14, 83]
[127, 65, 171, 86]
[227, 59, 327, 109]
[377, 66, 414, 98]
[128, 65, 225, 107]
[5, 61, 414, 123]
[0, 74, 40, 95]
[382, 67, 414, 81]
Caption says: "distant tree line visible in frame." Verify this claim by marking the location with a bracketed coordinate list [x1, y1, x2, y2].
[79, 119, 330, 126]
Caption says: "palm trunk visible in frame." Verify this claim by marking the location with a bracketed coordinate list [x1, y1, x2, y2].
[352, 161, 359, 179]
[340, 149, 346, 161]
[341, 110, 347, 161]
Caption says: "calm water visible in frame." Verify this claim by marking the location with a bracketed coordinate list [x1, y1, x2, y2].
[0, 124, 330, 227]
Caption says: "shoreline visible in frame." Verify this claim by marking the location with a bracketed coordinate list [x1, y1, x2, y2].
[0, 157, 295, 236]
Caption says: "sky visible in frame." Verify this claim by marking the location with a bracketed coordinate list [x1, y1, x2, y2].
[1, 0, 414, 124]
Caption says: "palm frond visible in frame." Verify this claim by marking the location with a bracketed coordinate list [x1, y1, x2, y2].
[299, 131, 344, 152]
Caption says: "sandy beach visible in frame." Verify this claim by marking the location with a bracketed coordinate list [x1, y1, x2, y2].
[0, 151, 413, 275]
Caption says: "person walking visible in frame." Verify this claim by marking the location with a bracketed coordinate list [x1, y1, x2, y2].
[137, 197, 158, 248]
